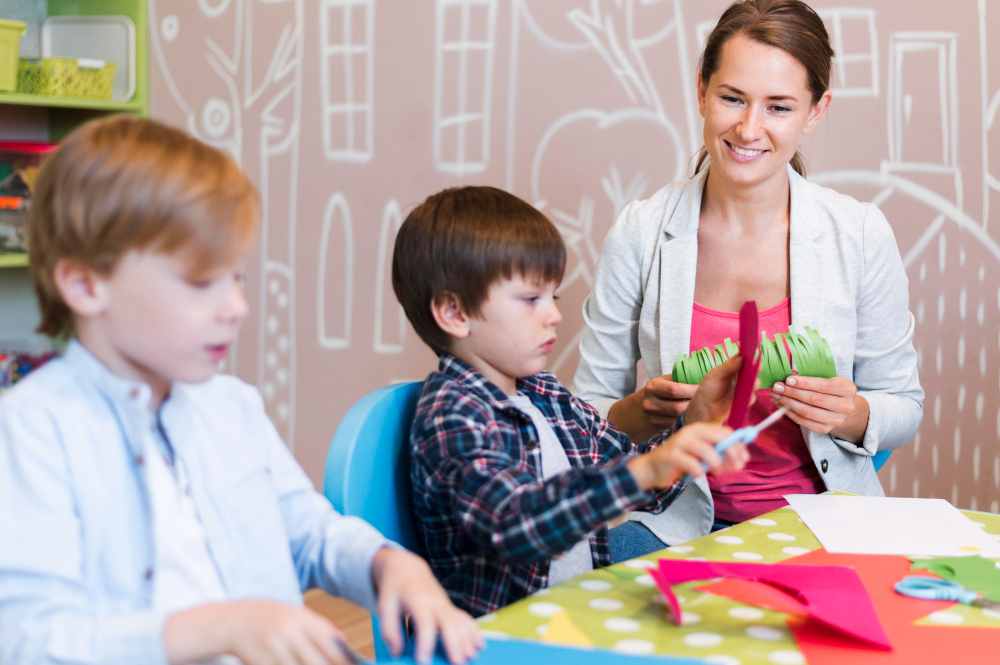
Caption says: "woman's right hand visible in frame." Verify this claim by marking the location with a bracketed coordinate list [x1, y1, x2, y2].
[638, 376, 698, 431]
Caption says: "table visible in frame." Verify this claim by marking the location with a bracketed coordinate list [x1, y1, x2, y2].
[477, 499, 1000, 665]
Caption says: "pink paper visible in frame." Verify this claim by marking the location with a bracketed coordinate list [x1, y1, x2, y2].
[725, 301, 759, 429]
[650, 557, 891, 650]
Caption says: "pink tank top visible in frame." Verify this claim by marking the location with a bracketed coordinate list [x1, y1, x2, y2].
[689, 297, 825, 522]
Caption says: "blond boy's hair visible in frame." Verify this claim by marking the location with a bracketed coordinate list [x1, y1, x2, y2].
[26, 115, 260, 338]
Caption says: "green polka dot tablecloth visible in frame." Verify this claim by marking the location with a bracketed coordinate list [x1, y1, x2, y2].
[477, 501, 1000, 665]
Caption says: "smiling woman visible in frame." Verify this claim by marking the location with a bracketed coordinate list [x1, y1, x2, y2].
[572, 0, 924, 548]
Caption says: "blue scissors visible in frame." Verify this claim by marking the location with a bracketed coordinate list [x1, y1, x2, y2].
[894, 576, 1000, 611]
[678, 407, 788, 485]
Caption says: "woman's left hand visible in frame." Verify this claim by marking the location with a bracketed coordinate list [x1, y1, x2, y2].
[770, 375, 869, 443]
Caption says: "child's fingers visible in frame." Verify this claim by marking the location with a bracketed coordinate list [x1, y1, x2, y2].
[410, 610, 438, 665]
[377, 593, 404, 657]
[439, 610, 478, 664]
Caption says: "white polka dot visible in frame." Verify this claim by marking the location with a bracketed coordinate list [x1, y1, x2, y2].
[669, 545, 696, 554]
[681, 611, 702, 625]
[684, 632, 724, 648]
[715, 535, 744, 545]
[732, 552, 763, 560]
[527, 602, 563, 617]
[927, 610, 965, 624]
[480, 630, 509, 640]
[534, 588, 551, 595]
[625, 558, 657, 569]
[767, 532, 796, 541]
[634, 574, 655, 586]
[972, 522, 986, 528]
[746, 625, 784, 641]
[535, 624, 548, 636]
[781, 547, 810, 556]
[579, 579, 612, 591]
[750, 518, 777, 526]
[982, 608, 1000, 620]
[604, 617, 642, 632]
[478, 613, 497, 624]
[704, 656, 742, 665]
[588, 598, 624, 611]
[728, 607, 766, 621]
[614, 639, 656, 655]
[767, 650, 805, 664]
[687, 556, 709, 561]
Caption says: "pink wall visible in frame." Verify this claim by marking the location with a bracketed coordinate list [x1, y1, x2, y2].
[149, 0, 1000, 511]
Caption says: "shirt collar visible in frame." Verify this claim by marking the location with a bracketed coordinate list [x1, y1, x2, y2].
[62, 339, 157, 412]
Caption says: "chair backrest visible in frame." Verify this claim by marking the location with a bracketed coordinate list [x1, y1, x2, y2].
[323, 381, 423, 554]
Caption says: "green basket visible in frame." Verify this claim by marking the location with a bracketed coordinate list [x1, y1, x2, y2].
[0, 19, 27, 93]
[16, 57, 117, 100]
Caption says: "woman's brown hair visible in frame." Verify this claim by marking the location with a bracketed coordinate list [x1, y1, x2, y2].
[694, 0, 834, 177]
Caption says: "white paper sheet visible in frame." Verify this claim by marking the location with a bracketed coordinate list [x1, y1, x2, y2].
[784, 494, 1000, 557]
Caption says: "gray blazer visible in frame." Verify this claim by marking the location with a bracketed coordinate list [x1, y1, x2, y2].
[572, 165, 924, 545]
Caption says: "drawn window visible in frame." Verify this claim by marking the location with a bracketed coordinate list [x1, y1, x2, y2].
[817, 8, 878, 98]
[434, 0, 498, 176]
[320, 0, 374, 162]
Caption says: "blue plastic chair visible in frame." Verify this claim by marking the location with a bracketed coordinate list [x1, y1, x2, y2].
[872, 449, 890, 472]
[323, 381, 423, 660]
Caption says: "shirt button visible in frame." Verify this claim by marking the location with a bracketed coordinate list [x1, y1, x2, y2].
[135, 454, 144, 465]
[525, 439, 539, 450]
[820, 459, 829, 473]
[144, 568, 153, 581]
[130, 388, 139, 399]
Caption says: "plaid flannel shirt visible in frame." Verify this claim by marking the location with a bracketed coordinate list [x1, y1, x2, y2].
[410, 353, 687, 616]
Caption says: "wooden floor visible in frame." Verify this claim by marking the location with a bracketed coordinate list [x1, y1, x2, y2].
[305, 589, 375, 658]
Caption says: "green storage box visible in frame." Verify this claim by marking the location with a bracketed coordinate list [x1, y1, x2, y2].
[0, 19, 27, 93]
[17, 57, 117, 100]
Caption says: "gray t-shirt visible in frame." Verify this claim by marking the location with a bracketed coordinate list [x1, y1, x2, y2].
[508, 394, 594, 587]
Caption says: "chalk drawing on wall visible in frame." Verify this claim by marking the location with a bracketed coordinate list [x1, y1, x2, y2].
[980, 0, 999, 229]
[320, 0, 375, 162]
[373, 200, 407, 354]
[816, 8, 879, 98]
[149, 0, 305, 448]
[434, 0, 499, 176]
[317, 193, 354, 351]
[885, 31, 962, 207]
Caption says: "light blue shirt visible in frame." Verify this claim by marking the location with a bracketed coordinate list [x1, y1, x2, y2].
[0, 341, 391, 665]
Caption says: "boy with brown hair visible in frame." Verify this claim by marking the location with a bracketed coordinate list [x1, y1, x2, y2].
[392, 186, 749, 616]
[0, 116, 480, 665]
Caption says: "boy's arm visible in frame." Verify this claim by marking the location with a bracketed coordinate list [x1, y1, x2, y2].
[0, 405, 171, 665]
[414, 407, 656, 565]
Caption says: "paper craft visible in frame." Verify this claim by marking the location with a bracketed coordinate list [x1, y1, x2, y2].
[789, 549, 1000, 665]
[725, 301, 759, 429]
[911, 555, 1000, 602]
[649, 557, 891, 649]
[785, 494, 1000, 557]
[672, 323, 835, 389]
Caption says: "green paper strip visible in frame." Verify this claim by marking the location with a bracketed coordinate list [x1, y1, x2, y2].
[910, 555, 1000, 603]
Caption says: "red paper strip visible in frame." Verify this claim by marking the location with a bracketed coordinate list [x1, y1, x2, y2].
[650, 556, 891, 649]
[788, 549, 1000, 664]
[726, 301, 759, 429]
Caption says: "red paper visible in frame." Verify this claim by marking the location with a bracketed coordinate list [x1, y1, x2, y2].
[788, 550, 1000, 663]
[726, 301, 759, 429]
[650, 557, 891, 649]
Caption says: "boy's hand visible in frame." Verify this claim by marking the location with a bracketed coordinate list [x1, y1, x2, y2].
[685, 356, 758, 426]
[164, 600, 352, 665]
[372, 547, 483, 665]
[628, 422, 747, 491]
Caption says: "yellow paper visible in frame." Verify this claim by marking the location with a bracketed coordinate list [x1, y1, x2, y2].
[540, 610, 593, 647]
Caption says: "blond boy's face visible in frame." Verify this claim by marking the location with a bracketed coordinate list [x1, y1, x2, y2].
[91, 248, 248, 396]
[460, 275, 562, 392]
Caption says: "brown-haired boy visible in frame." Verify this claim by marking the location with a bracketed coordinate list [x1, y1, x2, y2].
[392, 186, 749, 617]
[0, 116, 480, 665]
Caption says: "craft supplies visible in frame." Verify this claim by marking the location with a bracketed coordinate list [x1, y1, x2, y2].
[894, 575, 1000, 611]
[785, 494, 1000, 557]
[649, 557, 891, 648]
[910, 554, 1000, 602]
[726, 300, 759, 429]
[673, 325, 836, 389]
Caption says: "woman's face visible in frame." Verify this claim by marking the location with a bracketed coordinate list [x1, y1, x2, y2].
[698, 35, 831, 189]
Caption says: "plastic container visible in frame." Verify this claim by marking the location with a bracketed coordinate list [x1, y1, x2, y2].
[0, 20, 27, 93]
[42, 15, 136, 102]
[16, 57, 117, 100]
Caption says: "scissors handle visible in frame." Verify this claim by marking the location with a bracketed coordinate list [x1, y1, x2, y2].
[894, 576, 980, 604]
